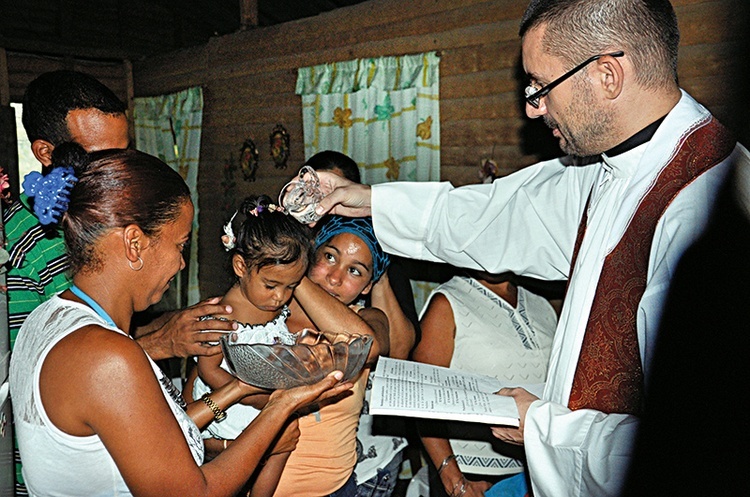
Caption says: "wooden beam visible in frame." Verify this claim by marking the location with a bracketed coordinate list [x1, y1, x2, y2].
[240, 0, 259, 30]
[0, 37, 143, 61]
[123, 59, 136, 144]
[0, 48, 10, 106]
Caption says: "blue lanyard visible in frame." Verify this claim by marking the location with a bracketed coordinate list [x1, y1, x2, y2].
[69, 285, 117, 328]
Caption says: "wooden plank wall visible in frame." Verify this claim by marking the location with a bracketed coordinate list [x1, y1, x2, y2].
[128, 0, 743, 298]
[4, 53, 128, 108]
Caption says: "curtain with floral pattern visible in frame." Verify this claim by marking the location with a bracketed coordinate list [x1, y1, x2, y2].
[296, 53, 441, 312]
[133, 87, 203, 308]
[296, 51, 440, 184]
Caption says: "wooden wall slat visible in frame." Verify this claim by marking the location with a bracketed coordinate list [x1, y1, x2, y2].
[4, 52, 127, 102]
[442, 93, 523, 121]
[676, 1, 745, 46]
[442, 70, 520, 99]
[441, 40, 522, 77]
[134, 19, 521, 95]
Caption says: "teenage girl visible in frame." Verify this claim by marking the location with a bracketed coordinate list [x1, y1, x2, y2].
[272, 215, 400, 497]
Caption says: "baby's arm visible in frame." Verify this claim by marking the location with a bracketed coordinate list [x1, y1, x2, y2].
[196, 351, 234, 390]
[196, 351, 270, 408]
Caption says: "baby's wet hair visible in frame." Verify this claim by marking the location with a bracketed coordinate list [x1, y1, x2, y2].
[229, 194, 313, 275]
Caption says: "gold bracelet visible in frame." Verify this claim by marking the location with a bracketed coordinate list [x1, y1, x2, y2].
[201, 393, 227, 422]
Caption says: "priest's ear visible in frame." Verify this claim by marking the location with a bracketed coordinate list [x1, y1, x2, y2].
[595, 53, 625, 101]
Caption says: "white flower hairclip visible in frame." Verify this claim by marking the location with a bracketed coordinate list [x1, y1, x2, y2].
[221, 211, 238, 251]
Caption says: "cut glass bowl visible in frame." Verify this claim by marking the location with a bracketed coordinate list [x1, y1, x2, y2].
[220, 328, 373, 390]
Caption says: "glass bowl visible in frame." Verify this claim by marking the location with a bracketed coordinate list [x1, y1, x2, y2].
[220, 329, 373, 390]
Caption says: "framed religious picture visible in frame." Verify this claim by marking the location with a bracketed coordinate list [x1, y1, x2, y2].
[240, 138, 260, 181]
[269, 124, 290, 169]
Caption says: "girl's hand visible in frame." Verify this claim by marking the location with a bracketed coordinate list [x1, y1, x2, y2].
[269, 418, 300, 455]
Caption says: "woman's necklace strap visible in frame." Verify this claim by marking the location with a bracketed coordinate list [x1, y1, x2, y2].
[69, 285, 117, 328]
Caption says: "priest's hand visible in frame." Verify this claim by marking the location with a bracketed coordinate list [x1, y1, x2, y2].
[490, 387, 538, 445]
[313, 171, 373, 220]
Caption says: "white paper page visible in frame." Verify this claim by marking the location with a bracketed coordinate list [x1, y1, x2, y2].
[369, 358, 544, 426]
[375, 356, 504, 393]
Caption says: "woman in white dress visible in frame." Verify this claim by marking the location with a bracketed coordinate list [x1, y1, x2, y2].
[413, 271, 558, 497]
[9, 143, 350, 497]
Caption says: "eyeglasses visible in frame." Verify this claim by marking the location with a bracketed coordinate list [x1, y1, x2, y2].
[524, 51, 625, 109]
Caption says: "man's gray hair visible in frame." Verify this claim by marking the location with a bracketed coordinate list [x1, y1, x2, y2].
[520, 0, 680, 89]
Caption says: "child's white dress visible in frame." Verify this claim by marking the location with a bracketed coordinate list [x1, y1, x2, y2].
[192, 306, 296, 440]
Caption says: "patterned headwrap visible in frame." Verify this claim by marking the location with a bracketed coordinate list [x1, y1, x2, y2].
[314, 216, 390, 281]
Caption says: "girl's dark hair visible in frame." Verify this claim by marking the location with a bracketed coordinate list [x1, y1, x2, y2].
[54, 142, 191, 274]
[304, 150, 361, 184]
[229, 194, 313, 275]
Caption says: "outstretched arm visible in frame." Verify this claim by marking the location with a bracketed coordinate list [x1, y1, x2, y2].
[43, 323, 353, 497]
[134, 297, 238, 360]
[293, 276, 389, 363]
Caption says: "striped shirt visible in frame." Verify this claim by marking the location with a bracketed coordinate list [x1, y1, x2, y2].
[3, 194, 71, 349]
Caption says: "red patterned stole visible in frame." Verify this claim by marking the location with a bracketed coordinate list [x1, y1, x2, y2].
[567, 118, 735, 415]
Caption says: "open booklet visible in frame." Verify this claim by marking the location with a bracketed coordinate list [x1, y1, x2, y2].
[369, 357, 545, 427]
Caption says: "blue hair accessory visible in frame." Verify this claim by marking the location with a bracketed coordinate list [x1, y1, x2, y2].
[315, 216, 390, 281]
[22, 166, 78, 225]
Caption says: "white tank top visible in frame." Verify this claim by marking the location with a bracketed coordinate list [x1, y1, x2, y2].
[421, 277, 557, 475]
[10, 296, 204, 496]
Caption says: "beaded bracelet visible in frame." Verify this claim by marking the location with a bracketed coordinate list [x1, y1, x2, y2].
[201, 392, 227, 422]
[437, 454, 457, 475]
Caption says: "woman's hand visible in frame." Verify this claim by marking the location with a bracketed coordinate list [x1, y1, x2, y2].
[134, 297, 238, 360]
[236, 378, 270, 398]
[267, 370, 353, 414]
